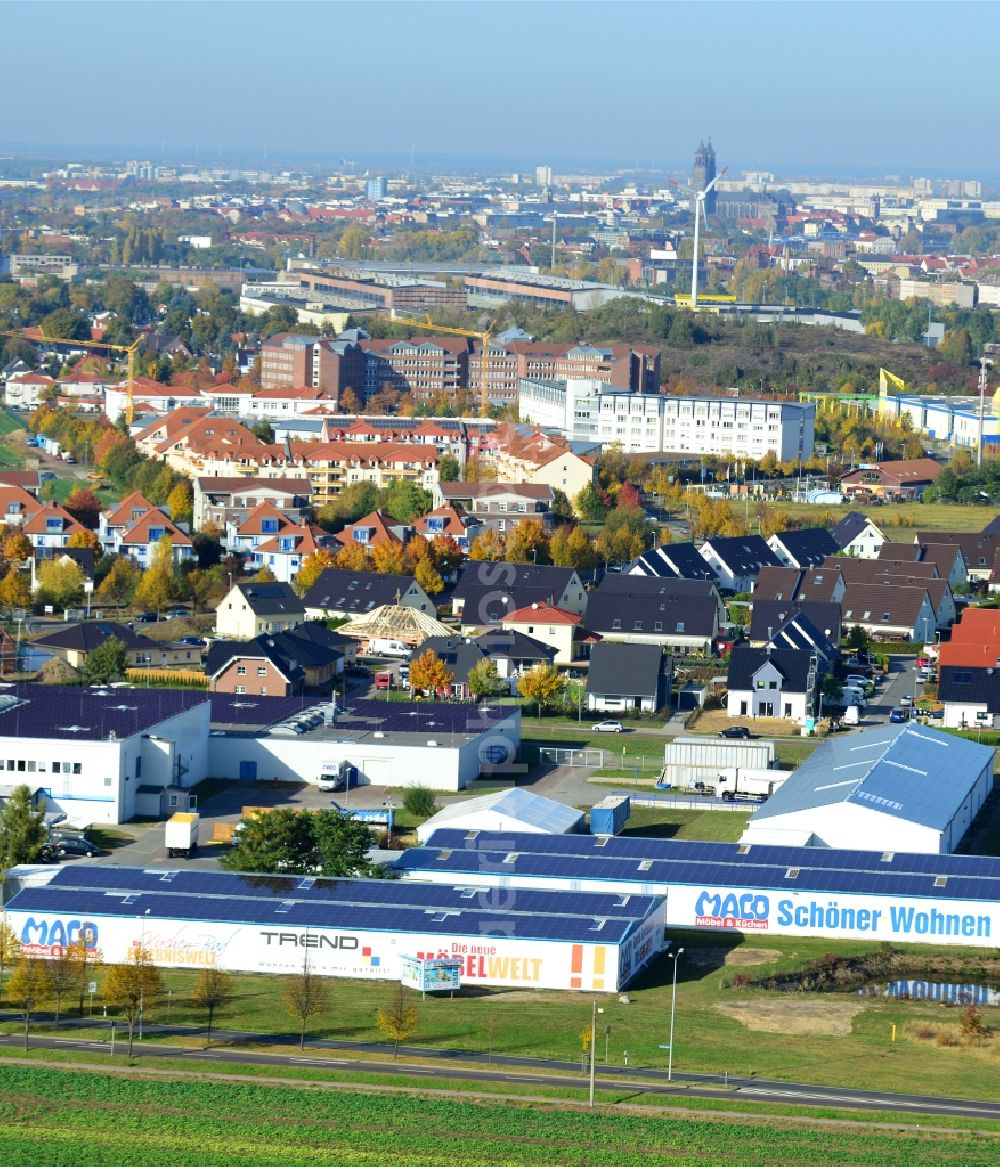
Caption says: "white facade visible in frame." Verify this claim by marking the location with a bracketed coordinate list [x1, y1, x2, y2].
[726, 660, 812, 722]
[840, 518, 885, 558]
[518, 378, 815, 459]
[0, 703, 210, 826]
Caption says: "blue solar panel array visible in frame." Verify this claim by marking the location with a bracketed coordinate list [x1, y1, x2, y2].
[9, 865, 660, 946]
[0, 684, 207, 741]
[398, 830, 1000, 903]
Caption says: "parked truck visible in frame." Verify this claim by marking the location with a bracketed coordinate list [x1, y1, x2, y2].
[714, 768, 791, 801]
[165, 811, 199, 859]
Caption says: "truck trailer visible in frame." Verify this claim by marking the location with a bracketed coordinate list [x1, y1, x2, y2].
[165, 812, 199, 859]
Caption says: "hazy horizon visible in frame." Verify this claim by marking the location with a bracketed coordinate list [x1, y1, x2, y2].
[1, 1, 997, 176]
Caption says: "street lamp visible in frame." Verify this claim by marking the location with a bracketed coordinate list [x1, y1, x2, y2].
[588, 1000, 604, 1106]
[666, 947, 684, 1081]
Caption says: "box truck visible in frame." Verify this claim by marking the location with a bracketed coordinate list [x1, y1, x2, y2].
[165, 812, 199, 859]
[714, 768, 791, 801]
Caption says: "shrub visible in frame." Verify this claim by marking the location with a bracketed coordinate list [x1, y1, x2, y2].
[402, 785, 437, 819]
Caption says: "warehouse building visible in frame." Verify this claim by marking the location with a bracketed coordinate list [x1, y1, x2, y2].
[0, 685, 209, 827]
[3, 864, 667, 992]
[739, 723, 993, 854]
[398, 830, 1000, 948]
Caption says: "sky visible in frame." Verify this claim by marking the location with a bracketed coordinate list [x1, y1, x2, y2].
[2, 1, 999, 176]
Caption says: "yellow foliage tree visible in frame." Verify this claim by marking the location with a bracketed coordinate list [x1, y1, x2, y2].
[97, 557, 141, 607]
[517, 663, 565, 718]
[165, 481, 193, 526]
[334, 543, 372, 571]
[370, 540, 407, 575]
[414, 555, 444, 596]
[505, 518, 550, 565]
[293, 549, 337, 596]
[469, 530, 504, 561]
[68, 528, 101, 553]
[408, 648, 454, 696]
[0, 567, 30, 613]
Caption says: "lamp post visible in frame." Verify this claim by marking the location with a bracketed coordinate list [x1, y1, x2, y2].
[667, 947, 684, 1081]
[588, 1000, 604, 1106]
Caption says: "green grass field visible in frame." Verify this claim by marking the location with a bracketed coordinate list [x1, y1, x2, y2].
[619, 806, 748, 842]
[770, 500, 994, 540]
[0, 1064, 995, 1167]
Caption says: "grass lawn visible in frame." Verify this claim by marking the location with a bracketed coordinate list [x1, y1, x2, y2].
[0, 443, 24, 468]
[620, 805, 749, 842]
[8, 933, 1000, 1104]
[770, 499, 994, 540]
[0, 409, 25, 436]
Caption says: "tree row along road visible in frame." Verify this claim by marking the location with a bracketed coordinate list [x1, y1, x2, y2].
[2, 1018, 999, 1121]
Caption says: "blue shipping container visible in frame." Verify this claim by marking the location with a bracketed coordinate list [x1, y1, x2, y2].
[589, 795, 631, 836]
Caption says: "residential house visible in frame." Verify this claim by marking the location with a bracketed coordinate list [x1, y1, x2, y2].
[698, 534, 782, 592]
[22, 503, 85, 554]
[878, 540, 966, 590]
[301, 568, 435, 621]
[586, 642, 672, 715]
[438, 482, 556, 536]
[214, 581, 305, 639]
[489, 425, 598, 501]
[116, 507, 193, 567]
[748, 600, 843, 649]
[584, 575, 722, 655]
[193, 476, 313, 532]
[766, 527, 840, 569]
[726, 645, 818, 722]
[3, 370, 55, 409]
[226, 501, 296, 555]
[761, 611, 838, 669]
[839, 458, 944, 501]
[831, 557, 955, 630]
[499, 601, 593, 666]
[830, 511, 886, 558]
[630, 542, 718, 581]
[754, 564, 847, 604]
[99, 492, 156, 551]
[937, 610, 1000, 727]
[289, 441, 439, 509]
[913, 532, 1000, 585]
[31, 621, 202, 671]
[473, 628, 557, 681]
[412, 504, 482, 551]
[0, 484, 42, 526]
[247, 521, 336, 585]
[451, 563, 586, 630]
[840, 582, 936, 642]
[335, 509, 411, 551]
[206, 624, 345, 696]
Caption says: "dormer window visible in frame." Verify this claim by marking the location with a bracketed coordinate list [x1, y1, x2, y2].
[262, 518, 279, 533]
[353, 528, 370, 543]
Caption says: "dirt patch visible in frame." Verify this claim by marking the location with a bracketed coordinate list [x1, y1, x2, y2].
[716, 998, 864, 1036]
[723, 947, 782, 968]
[688, 708, 804, 738]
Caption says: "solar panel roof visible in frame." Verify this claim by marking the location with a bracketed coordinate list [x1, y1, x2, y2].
[0, 684, 207, 741]
[399, 830, 1000, 902]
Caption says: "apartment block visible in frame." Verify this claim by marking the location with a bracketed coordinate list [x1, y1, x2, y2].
[259, 333, 365, 402]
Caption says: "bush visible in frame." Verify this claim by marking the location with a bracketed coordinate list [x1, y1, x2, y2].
[402, 786, 437, 819]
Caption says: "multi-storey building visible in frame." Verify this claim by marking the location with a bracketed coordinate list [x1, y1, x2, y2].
[360, 337, 470, 403]
[468, 341, 660, 405]
[259, 334, 365, 402]
[518, 378, 815, 460]
[288, 441, 440, 508]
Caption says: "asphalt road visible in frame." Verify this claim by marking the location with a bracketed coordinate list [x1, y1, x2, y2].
[3, 1021, 999, 1120]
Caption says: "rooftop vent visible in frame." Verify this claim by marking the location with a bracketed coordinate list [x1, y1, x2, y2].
[638, 860, 653, 872]
[934, 875, 948, 889]
[785, 867, 800, 879]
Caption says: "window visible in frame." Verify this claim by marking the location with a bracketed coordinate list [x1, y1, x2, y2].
[611, 618, 622, 630]
[237, 665, 246, 675]
[633, 620, 642, 630]
[104, 774, 112, 787]
[257, 666, 267, 676]
[235, 685, 246, 694]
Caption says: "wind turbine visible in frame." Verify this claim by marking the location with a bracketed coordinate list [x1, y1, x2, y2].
[674, 166, 727, 310]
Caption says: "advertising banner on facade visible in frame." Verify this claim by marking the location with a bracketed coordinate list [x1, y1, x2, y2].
[6, 909, 624, 991]
[669, 884, 996, 946]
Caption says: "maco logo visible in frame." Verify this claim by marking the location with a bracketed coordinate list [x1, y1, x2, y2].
[260, 931, 359, 950]
[20, 917, 99, 950]
[695, 890, 770, 927]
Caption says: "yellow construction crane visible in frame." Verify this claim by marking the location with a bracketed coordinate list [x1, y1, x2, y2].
[0, 329, 143, 424]
[393, 315, 494, 417]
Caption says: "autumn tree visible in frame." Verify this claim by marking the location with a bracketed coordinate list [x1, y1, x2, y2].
[0, 918, 20, 1001]
[36, 558, 85, 610]
[376, 981, 419, 1057]
[103, 945, 164, 1057]
[428, 534, 463, 576]
[64, 487, 101, 529]
[467, 658, 503, 699]
[339, 387, 360, 414]
[135, 536, 181, 614]
[505, 518, 550, 565]
[165, 481, 193, 526]
[617, 482, 641, 510]
[469, 529, 504, 561]
[549, 525, 598, 571]
[293, 549, 337, 596]
[334, 542, 372, 571]
[518, 662, 566, 719]
[184, 565, 227, 612]
[574, 483, 610, 521]
[409, 648, 454, 696]
[284, 955, 330, 1051]
[370, 540, 407, 575]
[68, 528, 102, 553]
[0, 567, 29, 614]
[46, 933, 94, 1028]
[193, 966, 233, 1047]
[6, 955, 51, 1050]
[251, 565, 277, 583]
[414, 555, 444, 596]
[2, 531, 31, 563]
[96, 556, 141, 607]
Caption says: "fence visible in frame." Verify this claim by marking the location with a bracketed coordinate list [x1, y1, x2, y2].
[538, 746, 606, 768]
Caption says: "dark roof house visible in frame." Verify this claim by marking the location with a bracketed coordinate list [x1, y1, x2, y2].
[767, 527, 840, 569]
[630, 542, 716, 580]
[586, 641, 671, 714]
[698, 535, 782, 591]
[586, 576, 719, 653]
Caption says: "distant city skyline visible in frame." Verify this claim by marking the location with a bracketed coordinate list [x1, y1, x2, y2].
[2, 1, 998, 175]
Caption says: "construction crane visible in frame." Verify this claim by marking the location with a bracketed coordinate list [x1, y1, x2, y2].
[392, 315, 495, 417]
[0, 329, 143, 424]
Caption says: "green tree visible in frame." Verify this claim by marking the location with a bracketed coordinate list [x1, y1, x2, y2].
[0, 785, 47, 869]
[466, 657, 503, 700]
[222, 808, 377, 878]
[402, 785, 437, 819]
[6, 955, 51, 1050]
[438, 452, 460, 482]
[574, 483, 610, 521]
[518, 662, 566, 719]
[376, 981, 419, 1057]
[39, 307, 90, 341]
[821, 674, 844, 706]
[379, 480, 433, 524]
[846, 625, 868, 655]
[103, 945, 163, 1057]
[192, 966, 233, 1048]
[938, 326, 973, 366]
[82, 636, 128, 685]
[284, 955, 330, 1051]
[251, 420, 275, 444]
[36, 558, 85, 610]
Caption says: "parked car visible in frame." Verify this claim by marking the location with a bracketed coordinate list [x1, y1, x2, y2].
[899, 694, 913, 707]
[135, 612, 160, 623]
[166, 608, 191, 619]
[53, 836, 103, 858]
[591, 720, 624, 733]
[929, 707, 945, 720]
[719, 726, 751, 739]
[178, 636, 206, 647]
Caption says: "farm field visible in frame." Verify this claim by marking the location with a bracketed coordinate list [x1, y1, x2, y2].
[0, 1064, 996, 1167]
[768, 500, 994, 541]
